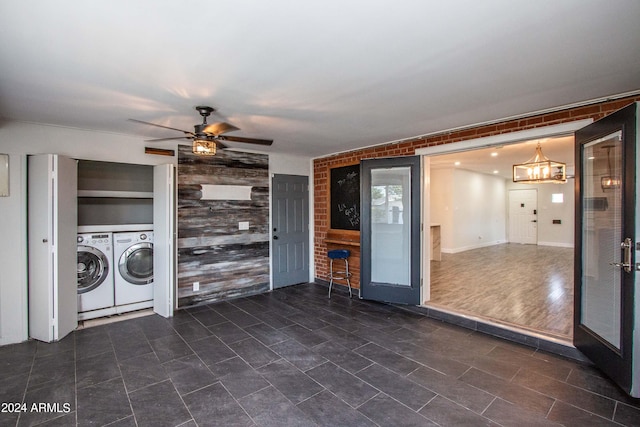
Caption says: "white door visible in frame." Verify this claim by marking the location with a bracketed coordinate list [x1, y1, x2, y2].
[508, 189, 538, 244]
[153, 164, 176, 317]
[28, 154, 78, 342]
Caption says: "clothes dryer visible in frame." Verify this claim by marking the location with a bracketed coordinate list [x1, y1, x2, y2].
[113, 231, 154, 307]
[77, 233, 115, 316]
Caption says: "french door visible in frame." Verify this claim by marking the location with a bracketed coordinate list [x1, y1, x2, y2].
[360, 156, 421, 305]
[574, 102, 638, 397]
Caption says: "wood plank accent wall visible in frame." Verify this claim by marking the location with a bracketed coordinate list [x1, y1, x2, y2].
[177, 145, 269, 307]
[313, 95, 640, 289]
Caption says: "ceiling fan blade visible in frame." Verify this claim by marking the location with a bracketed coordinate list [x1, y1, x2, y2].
[215, 140, 228, 149]
[129, 119, 193, 135]
[219, 135, 274, 146]
[144, 136, 192, 142]
[203, 122, 240, 136]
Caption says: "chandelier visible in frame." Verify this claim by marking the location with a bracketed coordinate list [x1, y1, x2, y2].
[513, 143, 566, 184]
[600, 145, 620, 191]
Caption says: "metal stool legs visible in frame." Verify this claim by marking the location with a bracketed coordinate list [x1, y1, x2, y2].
[328, 252, 352, 299]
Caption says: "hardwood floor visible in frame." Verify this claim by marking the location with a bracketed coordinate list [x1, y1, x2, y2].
[429, 243, 574, 340]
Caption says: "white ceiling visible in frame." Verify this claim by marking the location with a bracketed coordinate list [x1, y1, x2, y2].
[1, 1, 639, 158]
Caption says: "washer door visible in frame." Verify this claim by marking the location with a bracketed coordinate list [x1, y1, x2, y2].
[77, 245, 109, 294]
[119, 242, 153, 285]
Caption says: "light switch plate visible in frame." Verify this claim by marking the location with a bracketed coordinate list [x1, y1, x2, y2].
[239, 221, 250, 230]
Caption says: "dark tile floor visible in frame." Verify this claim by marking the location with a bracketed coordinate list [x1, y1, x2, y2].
[1, 283, 639, 427]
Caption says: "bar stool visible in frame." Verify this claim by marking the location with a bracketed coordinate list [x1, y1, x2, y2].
[327, 249, 352, 298]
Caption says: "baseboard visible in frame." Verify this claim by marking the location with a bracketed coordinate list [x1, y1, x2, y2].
[537, 241, 574, 248]
[442, 240, 505, 254]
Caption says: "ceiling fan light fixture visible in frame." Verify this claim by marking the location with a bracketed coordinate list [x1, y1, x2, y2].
[193, 138, 216, 156]
[513, 143, 566, 184]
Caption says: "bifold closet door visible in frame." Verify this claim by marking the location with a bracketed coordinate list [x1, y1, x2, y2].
[153, 163, 176, 317]
[28, 154, 78, 342]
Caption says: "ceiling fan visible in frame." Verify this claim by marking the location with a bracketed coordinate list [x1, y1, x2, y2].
[130, 106, 273, 156]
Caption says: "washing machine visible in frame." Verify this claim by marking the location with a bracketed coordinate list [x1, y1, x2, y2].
[77, 232, 115, 315]
[113, 231, 154, 307]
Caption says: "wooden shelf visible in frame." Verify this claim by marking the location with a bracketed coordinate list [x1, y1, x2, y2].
[77, 190, 153, 199]
[325, 238, 360, 247]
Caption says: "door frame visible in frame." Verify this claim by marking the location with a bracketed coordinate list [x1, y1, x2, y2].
[415, 120, 592, 305]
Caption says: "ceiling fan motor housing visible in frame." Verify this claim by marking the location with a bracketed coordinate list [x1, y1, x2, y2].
[196, 106, 215, 118]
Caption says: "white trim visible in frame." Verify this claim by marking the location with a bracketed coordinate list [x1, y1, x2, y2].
[441, 240, 506, 254]
[416, 120, 593, 156]
[537, 241, 574, 248]
[78, 224, 153, 233]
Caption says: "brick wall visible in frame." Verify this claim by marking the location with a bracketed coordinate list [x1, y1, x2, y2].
[313, 95, 640, 287]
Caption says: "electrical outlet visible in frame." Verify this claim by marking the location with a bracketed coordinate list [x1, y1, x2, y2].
[238, 221, 250, 230]
[193, 281, 199, 291]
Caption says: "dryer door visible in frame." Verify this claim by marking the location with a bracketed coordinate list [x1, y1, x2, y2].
[119, 242, 153, 285]
[77, 245, 109, 293]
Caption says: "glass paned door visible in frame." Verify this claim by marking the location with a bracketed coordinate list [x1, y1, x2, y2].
[371, 167, 411, 286]
[361, 156, 421, 305]
[574, 102, 638, 397]
[580, 132, 623, 349]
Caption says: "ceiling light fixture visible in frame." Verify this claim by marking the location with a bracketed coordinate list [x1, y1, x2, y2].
[192, 138, 217, 156]
[601, 144, 620, 191]
[513, 142, 566, 184]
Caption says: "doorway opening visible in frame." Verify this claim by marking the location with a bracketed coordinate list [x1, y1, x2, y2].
[418, 122, 588, 342]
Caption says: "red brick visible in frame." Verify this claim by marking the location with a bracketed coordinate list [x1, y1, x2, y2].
[312, 94, 640, 287]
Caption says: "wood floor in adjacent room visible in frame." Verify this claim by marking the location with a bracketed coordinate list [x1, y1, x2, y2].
[429, 243, 574, 340]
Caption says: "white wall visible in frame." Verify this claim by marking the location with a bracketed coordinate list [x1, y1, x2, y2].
[451, 169, 507, 252]
[0, 154, 28, 345]
[0, 121, 311, 345]
[506, 180, 574, 247]
[431, 168, 507, 253]
[430, 168, 454, 250]
[430, 165, 574, 255]
[270, 154, 311, 176]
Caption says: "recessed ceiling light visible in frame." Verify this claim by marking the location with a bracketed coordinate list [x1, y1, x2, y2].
[493, 170, 499, 174]
[454, 161, 461, 166]
[491, 152, 498, 157]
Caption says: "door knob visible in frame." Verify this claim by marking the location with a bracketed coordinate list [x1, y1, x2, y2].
[531, 220, 537, 223]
